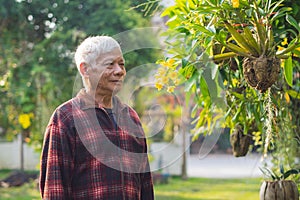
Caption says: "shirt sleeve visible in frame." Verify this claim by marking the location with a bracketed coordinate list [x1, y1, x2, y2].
[140, 170, 154, 199]
[140, 139, 154, 200]
[39, 111, 75, 199]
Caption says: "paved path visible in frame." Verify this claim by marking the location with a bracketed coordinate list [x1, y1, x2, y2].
[187, 153, 270, 178]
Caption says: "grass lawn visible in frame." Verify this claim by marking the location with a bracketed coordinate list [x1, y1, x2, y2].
[154, 176, 261, 200]
[0, 170, 262, 200]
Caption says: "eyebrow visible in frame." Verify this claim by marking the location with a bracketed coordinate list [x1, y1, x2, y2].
[102, 59, 113, 63]
[102, 57, 125, 63]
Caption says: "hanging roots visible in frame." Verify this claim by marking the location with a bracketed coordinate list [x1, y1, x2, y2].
[263, 88, 276, 157]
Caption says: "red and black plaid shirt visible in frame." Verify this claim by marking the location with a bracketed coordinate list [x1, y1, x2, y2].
[39, 89, 154, 200]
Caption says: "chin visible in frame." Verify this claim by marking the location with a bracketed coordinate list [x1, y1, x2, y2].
[111, 86, 122, 95]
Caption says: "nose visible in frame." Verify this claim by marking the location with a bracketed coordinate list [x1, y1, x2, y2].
[113, 64, 126, 76]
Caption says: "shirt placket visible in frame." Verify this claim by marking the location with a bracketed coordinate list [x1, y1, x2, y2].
[101, 108, 126, 200]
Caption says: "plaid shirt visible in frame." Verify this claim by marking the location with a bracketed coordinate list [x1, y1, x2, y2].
[39, 89, 154, 200]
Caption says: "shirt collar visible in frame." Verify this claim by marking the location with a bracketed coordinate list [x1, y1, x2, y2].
[76, 89, 126, 111]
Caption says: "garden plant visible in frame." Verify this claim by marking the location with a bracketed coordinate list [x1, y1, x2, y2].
[260, 165, 299, 199]
[149, 0, 300, 197]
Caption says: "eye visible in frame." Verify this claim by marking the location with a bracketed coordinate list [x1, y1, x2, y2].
[104, 63, 114, 69]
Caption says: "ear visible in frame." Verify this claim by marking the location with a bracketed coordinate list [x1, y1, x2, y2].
[79, 62, 89, 77]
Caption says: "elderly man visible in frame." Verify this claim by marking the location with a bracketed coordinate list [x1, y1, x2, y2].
[39, 36, 154, 199]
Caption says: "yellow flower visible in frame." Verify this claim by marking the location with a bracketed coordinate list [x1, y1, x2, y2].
[293, 46, 300, 57]
[281, 38, 288, 46]
[284, 92, 290, 103]
[168, 71, 178, 80]
[157, 67, 167, 76]
[167, 58, 175, 65]
[231, 78, 239, 87]
[161, 58, 176, 69]
[277, 45, 285, 52]
[154, 74, 161, 79]
[252, 131, 262, 146]
[232, 0, 239, 8]
[173, 78, 180, 86]
[223, 80, 228, 86]
[280, 59, 285, 68]
[167, 86, 175, 93]
[161, 76, 169, 84]
[155, 82, 163, 91]
[18, 113, 31, 129]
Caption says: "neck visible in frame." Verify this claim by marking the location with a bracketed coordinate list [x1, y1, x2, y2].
[86, 88, 113, 108]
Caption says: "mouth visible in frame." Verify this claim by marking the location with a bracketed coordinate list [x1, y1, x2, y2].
[110, 80, 123, 84]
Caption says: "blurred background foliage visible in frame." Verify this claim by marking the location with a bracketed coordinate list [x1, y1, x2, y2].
[0, 0, 161, 150]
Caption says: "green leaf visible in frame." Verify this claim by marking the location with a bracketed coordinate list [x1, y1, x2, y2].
[215, 30, 228, 44]
[286, 14, 300, 32]
[165, 15, 180, 28]
[182, 58, 189, 68]
[232, 102, 244, 122]
[224, 105, 233, 118]
[224, 22, 257, 55]
[283, 169, 300, 179]
[191, 103, 198, 118]
[192, 24, 215, 36]
[268, 0, 285, 17]
[279, 164, 285, 175]
[211, 62, 219, 79]
[287, 90, 300, 99]
[293, 45, 300, 57]
[253, 104, 261, 125]
[270, 7, 289, 21]
[260, 167, 279, 180]
[199, 76, 210, 98]
[184, 72, 197, 92]
[284, 56, 293, 87]
[160, 5, 176, 17]
[202, 67, 218, 99]
[231, 92, 243, 99]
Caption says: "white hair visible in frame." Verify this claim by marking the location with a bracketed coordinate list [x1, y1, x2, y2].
[74, 36, 121, 89]
[74, 36, 121, 70]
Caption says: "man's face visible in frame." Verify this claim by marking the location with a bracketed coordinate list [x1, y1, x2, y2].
[89, 47, 126, 95]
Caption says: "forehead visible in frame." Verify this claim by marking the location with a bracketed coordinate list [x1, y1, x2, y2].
[95, 48, 124, 63]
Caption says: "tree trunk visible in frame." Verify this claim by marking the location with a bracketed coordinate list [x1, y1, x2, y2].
[19, 132, 24, 172]
[181, 129, 187, 180]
